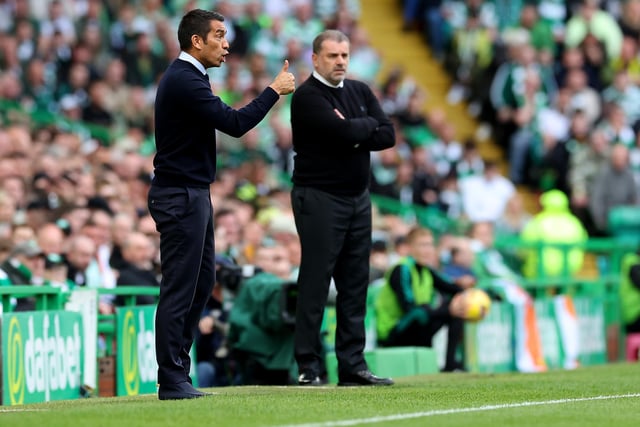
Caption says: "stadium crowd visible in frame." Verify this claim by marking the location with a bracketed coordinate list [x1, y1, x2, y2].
[0, 0, 639, 385]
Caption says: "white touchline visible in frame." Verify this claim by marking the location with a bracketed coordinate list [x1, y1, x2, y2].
[273, 393, 640, 427]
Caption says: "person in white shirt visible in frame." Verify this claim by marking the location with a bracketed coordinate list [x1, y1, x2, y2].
[459, 160, 515, 223]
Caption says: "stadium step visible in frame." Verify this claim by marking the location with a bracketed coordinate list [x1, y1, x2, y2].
[324, 347, 439, 384]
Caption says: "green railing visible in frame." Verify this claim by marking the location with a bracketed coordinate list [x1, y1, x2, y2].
[0, 285, 66, 312]
[0, 285, 159, 358]
[493, 236, 636, 282]
[96, 287, 159, 357]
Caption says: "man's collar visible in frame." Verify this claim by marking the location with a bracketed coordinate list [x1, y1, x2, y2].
[313, 70, 344, 88]
[179, 51, 207, 75]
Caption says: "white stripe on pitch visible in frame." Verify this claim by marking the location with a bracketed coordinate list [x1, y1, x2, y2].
[273, 393, 640, 427]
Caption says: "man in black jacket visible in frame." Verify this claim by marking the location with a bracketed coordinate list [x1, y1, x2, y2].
[114, 232, 158, 307]
[148, 9, 294, 400]
[290, 29, 395, 386]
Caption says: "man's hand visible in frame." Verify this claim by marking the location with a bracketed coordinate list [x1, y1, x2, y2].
[269, 60, 296, 95]
[455, 274, 476, 289]
[449, 292, 467, 319]
[199, 316, 215, 334]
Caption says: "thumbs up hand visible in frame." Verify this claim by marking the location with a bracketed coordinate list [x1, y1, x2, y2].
[269, 60, 296, 95]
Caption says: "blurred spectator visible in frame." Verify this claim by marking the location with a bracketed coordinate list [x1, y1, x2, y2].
[441, 236, 476, 282]
[122, 31, 167, 87]
[227, 240, 297, 385]
[506, 68, 550, 184]
[620, 248, 640, 335]
[36, 221, 66, 255]
[564, 0, 623, 61]
[374, 226, 472, 372]
[489, 40, 557, 150]
[0, 239, 44, 311]
[42, 252, 75, 292]
[567, 115, 606, 219]
[601, 69, 640, 126]
[597, 102, 635, 149]
[438, 171, 463, 220]
[370, 238, 390, 282]
[64, 233, 95, 288]
[422, 0, 447, 60]
[563, 67, 603, 128]
[556, 45, 603, 92]
[0, 190, 16, 239]
[428, 123, 462, 179]
[454, 139, 484, 178]
[444, 6, 493, 110]
[494, 193, 532, 239]
[109, 212, 135, 270]
[267, 214, 301, 280]
[409, 144, 441, 208]
[81, 208, 117, 313]
[346, 26, 380, 82]
[214, 207, 243, 260]
[520, 189, 588, 280]
[196, 256, 234, 388]
[115, 231, 159, 306]
[459, 159, 515, 223]
[282, 0, 324, 48]
[589, 144, 637, 234]
[393, 89, 434, 148]
[82, 80, 114, 128]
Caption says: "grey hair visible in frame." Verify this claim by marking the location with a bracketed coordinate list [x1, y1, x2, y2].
[312, 30, 349, 54]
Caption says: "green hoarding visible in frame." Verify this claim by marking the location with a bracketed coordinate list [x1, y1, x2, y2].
[1, 311, 83, 405]
[115, 306, 157, 396]
[464, 301, 515, 373]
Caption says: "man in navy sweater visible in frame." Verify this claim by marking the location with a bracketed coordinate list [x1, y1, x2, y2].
[148, 9, 294, 400]
[290, 30, 395, 386]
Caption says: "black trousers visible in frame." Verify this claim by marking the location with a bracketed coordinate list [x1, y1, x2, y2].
[379, 302, 464, 371]
[291, 186, 371, 377]
[148, 185, 215, 385]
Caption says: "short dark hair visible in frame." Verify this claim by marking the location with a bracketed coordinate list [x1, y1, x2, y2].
[312, 29, 349, 54]
[177, 9, 224, 51]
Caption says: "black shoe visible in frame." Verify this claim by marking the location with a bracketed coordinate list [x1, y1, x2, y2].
[441, 362, 467, 373]
[338, 370, 394, 386]
[298, 369, 322, 386]
[158, 381, 211, 400]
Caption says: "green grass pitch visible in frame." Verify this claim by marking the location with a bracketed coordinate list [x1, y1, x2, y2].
[2, 363, 639, 427]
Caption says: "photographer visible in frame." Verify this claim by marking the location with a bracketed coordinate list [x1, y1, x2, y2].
[195, 255, 237, 387]
[226, 241, 298, 385]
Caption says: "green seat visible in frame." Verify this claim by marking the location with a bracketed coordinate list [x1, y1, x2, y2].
[608, 205, 640, 244]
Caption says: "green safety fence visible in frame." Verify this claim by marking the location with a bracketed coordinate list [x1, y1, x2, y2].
[0, 285, 66, 312]
[96, 287, 159, 358]
[0, 285, 159, 313]
[0, 285, 159, 358]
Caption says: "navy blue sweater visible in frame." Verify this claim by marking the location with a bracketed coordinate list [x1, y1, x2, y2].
[152, 59, 279, 187]
[291, 75, 395, 196]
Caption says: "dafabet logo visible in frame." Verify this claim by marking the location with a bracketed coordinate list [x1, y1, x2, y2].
[7, 317, 24, 405]
[118, 308, 155, 396]
[4, 312, 82, 404]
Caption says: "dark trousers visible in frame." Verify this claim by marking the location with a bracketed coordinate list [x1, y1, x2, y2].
[291, 186, 372, 377]
[379, 302, 464, 371]
[148, 185, 215, 385]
